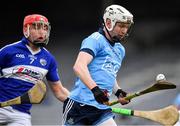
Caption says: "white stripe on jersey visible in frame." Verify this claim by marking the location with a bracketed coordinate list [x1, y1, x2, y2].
[0, 41, 21, 51]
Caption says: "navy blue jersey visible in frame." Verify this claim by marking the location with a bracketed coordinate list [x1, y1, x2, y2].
[0, 37, 60, 114]
[69, 29, 125, 109]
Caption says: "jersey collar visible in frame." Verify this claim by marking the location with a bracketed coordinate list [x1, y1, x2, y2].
[21, 37, 41, 55]
[98, 28, 115, 46]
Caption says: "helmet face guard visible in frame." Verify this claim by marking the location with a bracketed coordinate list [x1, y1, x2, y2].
[103, 5, 133, 41]
[23, 14, 51, 46]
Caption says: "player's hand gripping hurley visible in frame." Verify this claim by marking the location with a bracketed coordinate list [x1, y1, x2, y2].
[109, 74, 178, 125]
[107, 74, 176, 106]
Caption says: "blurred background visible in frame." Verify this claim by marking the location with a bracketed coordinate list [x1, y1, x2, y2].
[0, 0, 180, 125]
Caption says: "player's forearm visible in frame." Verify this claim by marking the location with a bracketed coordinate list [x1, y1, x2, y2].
[48, 81, 70, 102]
[73, 63, 97, 90]
[54, 87, 69, 102]
[113, 80, 121, 94]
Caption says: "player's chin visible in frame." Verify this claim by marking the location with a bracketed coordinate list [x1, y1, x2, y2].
[116, 35, 124, 40]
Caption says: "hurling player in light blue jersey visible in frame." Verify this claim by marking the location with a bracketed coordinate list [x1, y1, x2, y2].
[63, 5, 133, 125]
[0, 14, 69, 126]
[173, 93, 180, 126]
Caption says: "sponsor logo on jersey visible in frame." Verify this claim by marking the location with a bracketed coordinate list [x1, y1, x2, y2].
[102, 56, 120, 77]
[12, 66, 43, 80]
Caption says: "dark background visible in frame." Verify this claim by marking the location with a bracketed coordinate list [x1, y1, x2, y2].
[1, 0, 180, 48]
[0, 0, 180, 125]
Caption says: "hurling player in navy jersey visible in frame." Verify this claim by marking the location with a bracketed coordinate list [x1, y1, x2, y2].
[0, 14, 69, 126]
[63, 5, 133, 126]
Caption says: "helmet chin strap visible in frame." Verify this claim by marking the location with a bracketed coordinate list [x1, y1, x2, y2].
[103, 20, 129, 43]
[103, 21, 121, 43]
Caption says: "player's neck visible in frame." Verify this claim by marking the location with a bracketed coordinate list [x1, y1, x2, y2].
[28, 42, 41, 52]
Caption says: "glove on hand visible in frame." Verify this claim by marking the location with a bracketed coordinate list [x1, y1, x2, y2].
[91, 86, 109, 104]
[115, 89, 130, 105]
[115, 89, 127, 98]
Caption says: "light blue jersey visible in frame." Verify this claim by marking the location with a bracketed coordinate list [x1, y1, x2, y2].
[69, 29, 125, 109]
[0, 37, 60, 114]
[174, 94, 180, 108]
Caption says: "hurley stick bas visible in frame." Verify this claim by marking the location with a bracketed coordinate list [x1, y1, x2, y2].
[111, 105, 179, 126]
[0, 80, 46, 107]
[108, 80, 176, 106]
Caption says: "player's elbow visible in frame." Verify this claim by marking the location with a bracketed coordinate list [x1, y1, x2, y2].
[73, 63, 82, 76]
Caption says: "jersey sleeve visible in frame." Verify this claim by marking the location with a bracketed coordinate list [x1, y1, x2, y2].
[0, 47, 9, 68]
[80, 32, 101, 57]
[46, 55, 60, 82]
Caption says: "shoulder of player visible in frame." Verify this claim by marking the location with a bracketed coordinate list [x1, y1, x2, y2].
[87, 32, 103, 41]
[0, 41, 21, 51]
